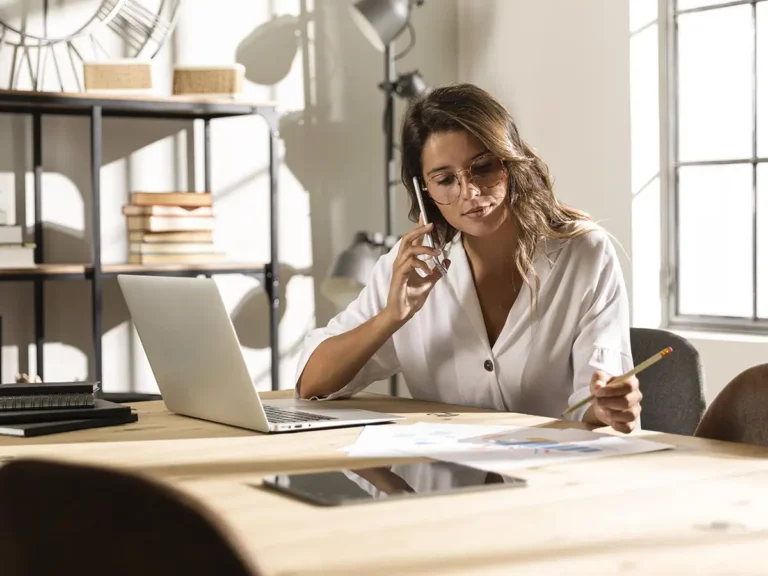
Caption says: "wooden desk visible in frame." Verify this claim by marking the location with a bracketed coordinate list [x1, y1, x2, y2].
[1, 391, 767, 575]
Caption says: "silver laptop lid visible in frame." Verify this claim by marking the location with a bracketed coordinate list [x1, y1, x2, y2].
[117, 275, 270, 432]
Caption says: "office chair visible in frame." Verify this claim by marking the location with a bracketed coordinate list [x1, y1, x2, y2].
[695, 363, 768, 447]
[0, 459, 262, 576]
[630, 328, 706, 435]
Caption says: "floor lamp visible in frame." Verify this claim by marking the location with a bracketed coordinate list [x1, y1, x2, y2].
[321, 0, 428, 397]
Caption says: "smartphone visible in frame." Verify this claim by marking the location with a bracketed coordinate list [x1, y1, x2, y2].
[259, 460, 527, 506]
[412, 176, 448, 276]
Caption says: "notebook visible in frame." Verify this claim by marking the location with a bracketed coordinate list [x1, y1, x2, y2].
[0, 381, 99, 411]
[0, 413, 138, 437]
[0, 399, 130, 426]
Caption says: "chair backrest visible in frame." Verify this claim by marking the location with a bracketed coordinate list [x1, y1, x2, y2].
[694, 363, 768, 447]
[0, 459, 261, 576]
[630, 328, 706, 435]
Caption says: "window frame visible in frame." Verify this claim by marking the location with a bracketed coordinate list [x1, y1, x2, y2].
[663, 0, 768, 334]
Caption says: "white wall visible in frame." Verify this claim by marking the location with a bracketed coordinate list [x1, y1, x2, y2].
[0, 0, 458, 393]
[458, 0, 634, 303]
[457, 0, 768, 403]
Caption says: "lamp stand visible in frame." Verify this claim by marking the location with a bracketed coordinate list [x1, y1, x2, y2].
[384, 41, 398, 397]
[384, 42, 397, 238]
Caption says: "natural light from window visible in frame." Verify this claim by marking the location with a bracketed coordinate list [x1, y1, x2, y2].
[758, 2, 767, 158]
[678, 165, 753, 317]
[758, 165, 767, 319]
[678, 6, 752, 162]
[677, 0, 733, 9]
[673, 0, 766, 326]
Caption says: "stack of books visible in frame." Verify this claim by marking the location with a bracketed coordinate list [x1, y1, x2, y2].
[0, 381, 138, 437]
[0, 210, 34, 268]
[123, 192, 226, 265]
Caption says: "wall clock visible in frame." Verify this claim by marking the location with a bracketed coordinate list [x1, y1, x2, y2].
[0, 0, 182, 92]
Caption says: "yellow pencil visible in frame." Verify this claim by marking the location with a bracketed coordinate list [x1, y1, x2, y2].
[560, 347, 674, 417]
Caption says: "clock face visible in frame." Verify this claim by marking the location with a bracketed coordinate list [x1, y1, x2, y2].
[0, 0, 110, 43]
[0, 0, 181, 91]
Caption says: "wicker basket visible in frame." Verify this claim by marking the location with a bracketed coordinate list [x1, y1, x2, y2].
[172, 65, 244, 97]
[83, 60, 153, 92]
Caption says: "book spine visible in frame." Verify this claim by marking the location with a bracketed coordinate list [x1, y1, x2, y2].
[0, 393, 95, 411]
[130, 192, 212, 207]
[0, 226, 22, 244]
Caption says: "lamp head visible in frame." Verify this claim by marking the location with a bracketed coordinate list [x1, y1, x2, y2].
[320, 232, 381, 308]
[320, 232, 399, 308]
[349, 0, 412, 51]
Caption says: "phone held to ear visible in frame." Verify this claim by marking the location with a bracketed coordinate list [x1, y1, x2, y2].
[412, 176, 448, 277]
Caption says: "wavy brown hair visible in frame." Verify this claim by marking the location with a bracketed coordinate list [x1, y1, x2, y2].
[400, 83, 592, 305]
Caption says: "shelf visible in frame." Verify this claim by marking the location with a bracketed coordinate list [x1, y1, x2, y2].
[102, 262, 266, 277]
[0, 262, 266, 281]
[2, 90, 281, 390]
[0, 264, 87, 280]
[0, 89, 278, 120]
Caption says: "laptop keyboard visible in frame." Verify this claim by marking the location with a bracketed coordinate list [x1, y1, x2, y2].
[263, 405, 337, 424]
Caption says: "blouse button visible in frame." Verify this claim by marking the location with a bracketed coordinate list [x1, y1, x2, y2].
[483, 359, 494, 372]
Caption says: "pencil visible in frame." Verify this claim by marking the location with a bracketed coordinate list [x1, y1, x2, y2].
[560, 347, 674, 417]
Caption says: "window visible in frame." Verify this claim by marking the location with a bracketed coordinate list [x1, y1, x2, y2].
[668, 0, 768, 331]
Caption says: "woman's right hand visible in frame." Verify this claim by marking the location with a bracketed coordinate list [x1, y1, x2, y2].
[383, 223, 449, 327]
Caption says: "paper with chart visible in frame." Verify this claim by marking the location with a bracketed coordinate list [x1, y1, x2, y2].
[340, 423, 515, 458]
[341, 422, 672, 472]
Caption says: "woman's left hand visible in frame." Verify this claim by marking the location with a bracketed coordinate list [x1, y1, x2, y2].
[589, 371, 642, 433]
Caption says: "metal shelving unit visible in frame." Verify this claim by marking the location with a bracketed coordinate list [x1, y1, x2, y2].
[0, 89, 281, 396]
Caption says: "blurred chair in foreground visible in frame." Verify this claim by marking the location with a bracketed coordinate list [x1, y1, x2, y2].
[0, 458, 262, 576]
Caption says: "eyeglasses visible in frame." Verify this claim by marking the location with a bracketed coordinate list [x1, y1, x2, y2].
[424, 155, 507, 206]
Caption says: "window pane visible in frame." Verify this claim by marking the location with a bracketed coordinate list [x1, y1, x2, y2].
[759, 2, 768, 158]
[678, 165, 753, 317]
[759, 165, 768, 318]
[677, 5, 752, 162]
[677, 0, 736, 11]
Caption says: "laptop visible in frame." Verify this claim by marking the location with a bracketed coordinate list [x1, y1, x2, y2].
[117, 274, 403, 433]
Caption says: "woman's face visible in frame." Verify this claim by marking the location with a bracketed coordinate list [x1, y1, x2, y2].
[420, 130, 510, 238]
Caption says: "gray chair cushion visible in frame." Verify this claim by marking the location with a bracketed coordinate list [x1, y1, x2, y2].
[630, 328, 706, 436]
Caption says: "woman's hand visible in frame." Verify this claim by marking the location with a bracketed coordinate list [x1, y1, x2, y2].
[587, 371, 642, 433]
[383, 223, 449, 327]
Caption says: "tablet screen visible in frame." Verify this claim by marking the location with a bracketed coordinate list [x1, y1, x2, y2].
[260, 461, 526, 506]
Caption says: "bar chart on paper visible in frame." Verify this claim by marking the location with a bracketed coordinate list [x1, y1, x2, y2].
[460, 430, 609, 454]
[340, 423, 672, 472]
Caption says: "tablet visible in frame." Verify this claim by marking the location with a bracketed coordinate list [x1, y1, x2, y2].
[260, 461, 526, 506]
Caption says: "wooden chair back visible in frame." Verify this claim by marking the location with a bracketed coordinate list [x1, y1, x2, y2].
[0, 458, 261, 576]
[695, 363, 768, 447]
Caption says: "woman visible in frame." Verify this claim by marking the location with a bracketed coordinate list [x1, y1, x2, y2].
[295, 83, 641, 433]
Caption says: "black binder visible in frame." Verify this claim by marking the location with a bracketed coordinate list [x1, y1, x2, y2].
[0, 399, 131, 426]
[0, 413, 139, 437]
[0, 381, 99, 411]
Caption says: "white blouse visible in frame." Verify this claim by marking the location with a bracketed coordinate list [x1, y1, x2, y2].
[294, 225, 633, 422]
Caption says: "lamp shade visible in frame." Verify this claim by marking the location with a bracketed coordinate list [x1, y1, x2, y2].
[349, 0, 411, 51]
[320, 232, 382, 308]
